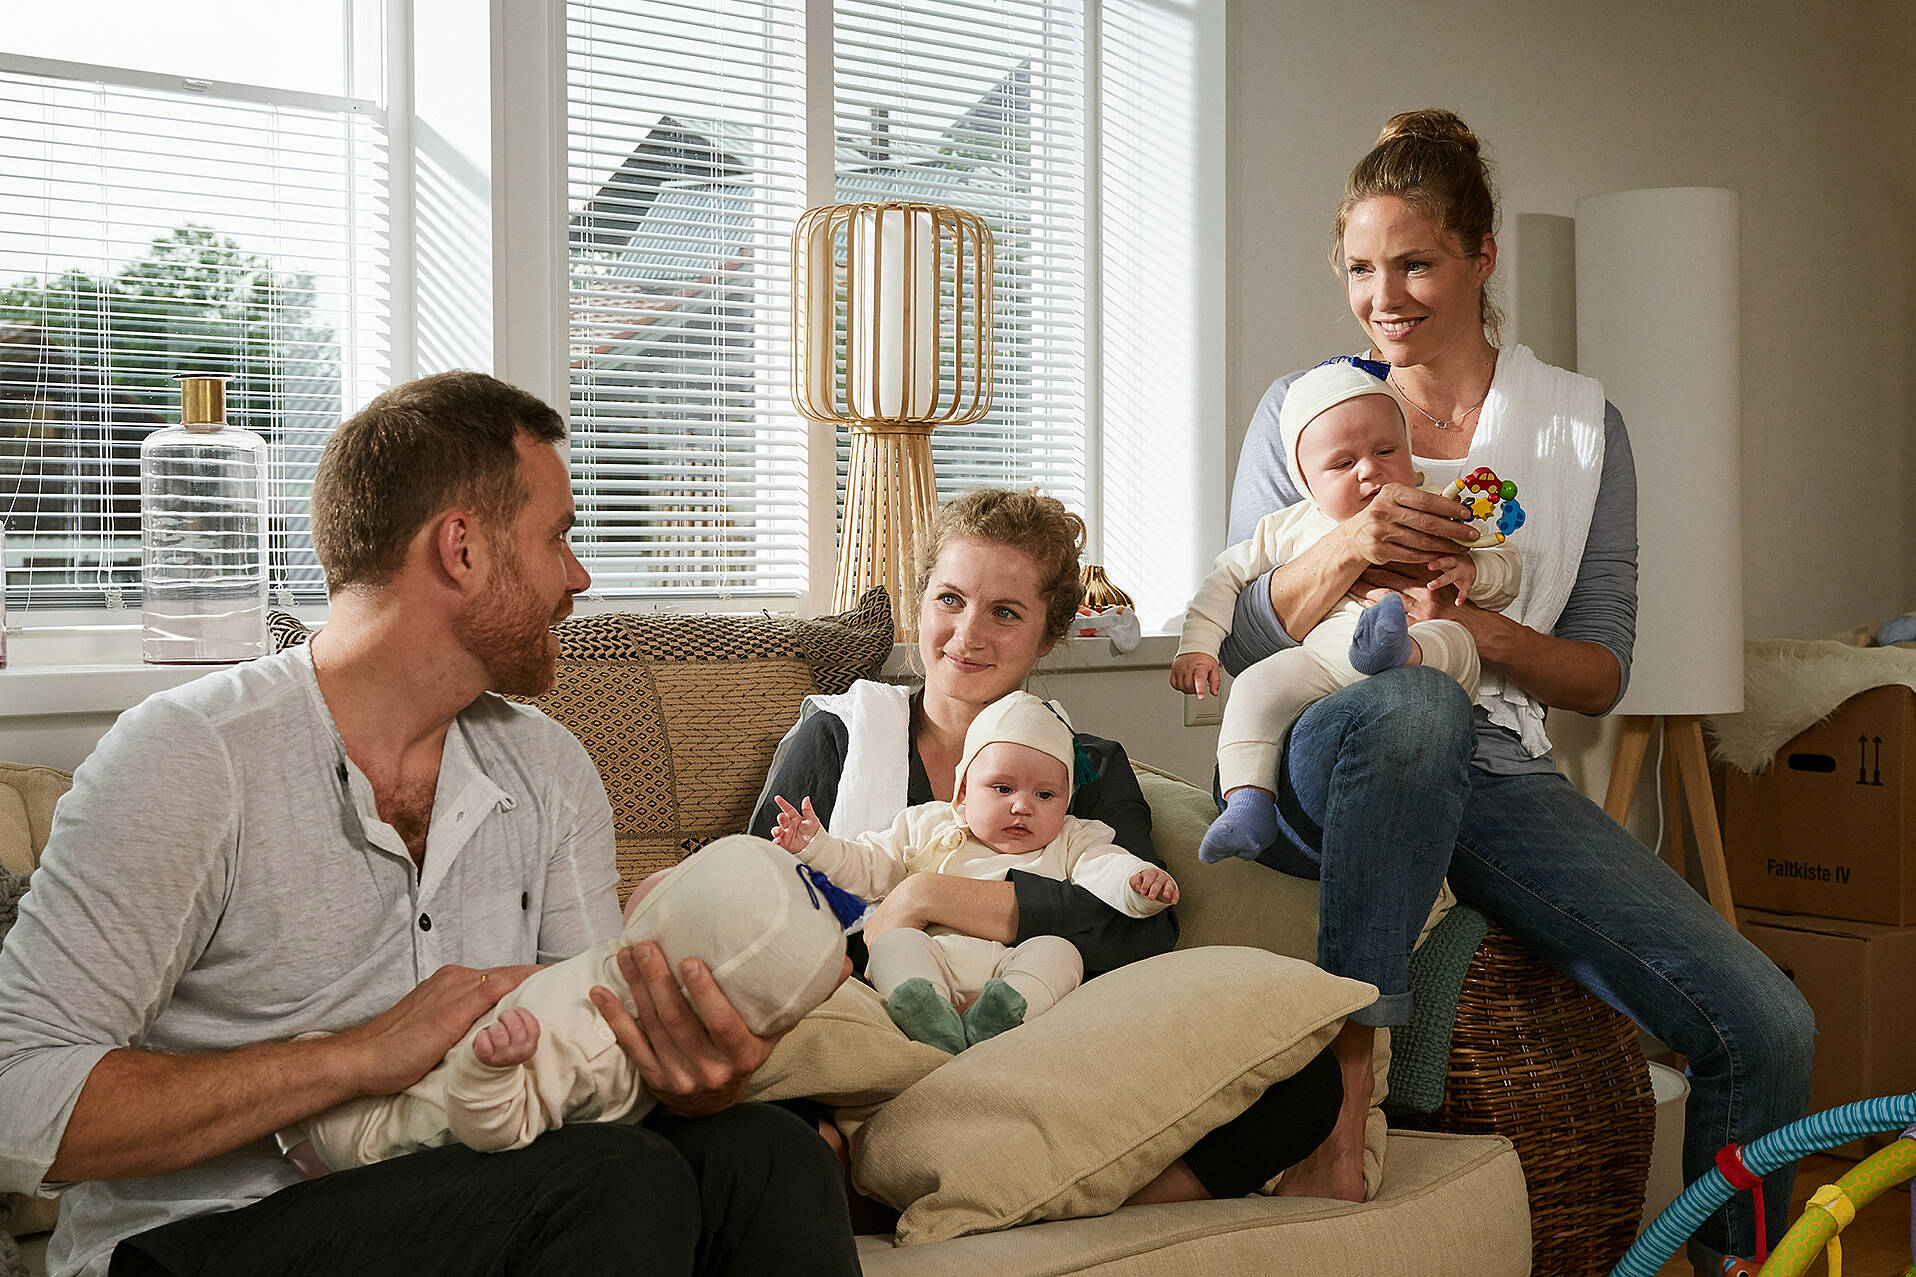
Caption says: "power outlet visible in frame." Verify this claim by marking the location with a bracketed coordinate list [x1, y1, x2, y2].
[1183, 692, 1223, 728]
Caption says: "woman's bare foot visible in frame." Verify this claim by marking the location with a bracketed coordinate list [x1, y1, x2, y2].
[1273, 1021, 1371, 1203]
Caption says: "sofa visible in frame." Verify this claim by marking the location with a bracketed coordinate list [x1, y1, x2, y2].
[5, 599, 1656, 1276]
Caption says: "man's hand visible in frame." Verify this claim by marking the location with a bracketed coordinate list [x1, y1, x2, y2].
[1130, 866, 1180, 905]
[771, 795, 822, 854]
[1171, 652, 1221, 698]
[331, 963, 539, 1097]
[48, 963, 540, 1182]
[588, 942, 786, 1117]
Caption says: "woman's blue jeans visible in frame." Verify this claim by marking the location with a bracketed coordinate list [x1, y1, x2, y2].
[1247, 665, 1815, 1258]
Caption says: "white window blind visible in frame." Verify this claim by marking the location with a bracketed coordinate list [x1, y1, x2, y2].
[565, 0, 1090, 603]
[834, 0, 1089, 511]
[566, 0, 811, 598]
[0, 56, 389, 612]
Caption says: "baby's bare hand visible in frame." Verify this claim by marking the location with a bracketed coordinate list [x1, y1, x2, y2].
[1425, 553, 1477, 602]
[1171, 652, 1221, 698]
[471, 1006, 541, 1069]
[772, 795, 821, 854]
[1130, 866, 1180, 906]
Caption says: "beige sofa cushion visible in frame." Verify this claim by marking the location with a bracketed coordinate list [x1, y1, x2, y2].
[0, 763, 73, 874]
[1139, 767, 1454, 958]
[852, 946, 1376, 1246]
[1, 765, 69, 1241]
[854, 1130, 1529, 1277]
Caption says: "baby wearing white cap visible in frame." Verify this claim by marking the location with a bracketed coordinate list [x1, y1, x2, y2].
[280, 835, 855, 1173]
[770, 690, 1178, 1053]
[1172, 356, 1524, 864]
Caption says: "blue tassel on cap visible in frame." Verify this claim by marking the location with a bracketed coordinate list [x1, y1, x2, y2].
[796, 864, 872, 934]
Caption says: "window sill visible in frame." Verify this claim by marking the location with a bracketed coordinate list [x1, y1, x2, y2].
[0, 625, 1181, 723]
[0, 662, 214, 718]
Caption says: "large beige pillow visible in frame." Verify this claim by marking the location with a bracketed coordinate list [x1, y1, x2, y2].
[852, 946, 1376, 1246]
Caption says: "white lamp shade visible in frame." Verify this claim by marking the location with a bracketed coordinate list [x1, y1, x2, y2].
[847, 207, 939, 420]
[1575, 187, 1744, 717]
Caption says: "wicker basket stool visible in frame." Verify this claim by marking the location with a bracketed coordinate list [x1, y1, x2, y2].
[1396, 923, 1656, 1276]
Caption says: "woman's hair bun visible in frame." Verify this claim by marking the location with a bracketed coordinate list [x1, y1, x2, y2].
[1376, 108, 1480, 158]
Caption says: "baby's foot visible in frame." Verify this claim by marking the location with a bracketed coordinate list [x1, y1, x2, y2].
[1199, 788, 1279, 864]
[885, 978, 967, 1053]
[1349, 593, 1413, 674]
[961, 978, 1027, 1046]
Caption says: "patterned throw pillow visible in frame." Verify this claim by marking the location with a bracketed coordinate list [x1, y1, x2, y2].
[268, 591, 895, 898]
[533, 591, 893, 897]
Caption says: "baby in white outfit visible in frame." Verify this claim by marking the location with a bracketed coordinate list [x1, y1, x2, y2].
[771, 690, 1178, 1053]
[281, 834, 855, 1172]
[1173, 357, 1522, 864]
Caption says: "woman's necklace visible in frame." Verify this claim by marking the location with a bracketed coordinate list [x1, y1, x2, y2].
[1389, 373, 1487, 431]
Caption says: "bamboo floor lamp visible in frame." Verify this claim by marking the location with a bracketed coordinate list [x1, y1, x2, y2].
[791, 203, 994, 636]
[1577, 186, 1744, 931]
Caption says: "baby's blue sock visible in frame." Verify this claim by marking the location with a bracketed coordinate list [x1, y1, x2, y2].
[1199, 788, 1279, 864]
[1350, 593, 1413, 675]
[885, 978, 967, 1054]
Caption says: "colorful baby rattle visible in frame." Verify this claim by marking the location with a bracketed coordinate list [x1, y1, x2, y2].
[1440, 465, 1526, 547]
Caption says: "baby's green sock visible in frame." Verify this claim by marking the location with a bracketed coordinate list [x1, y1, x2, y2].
[961, 978, 1028, 1046]
[885, 978, 967, 1054]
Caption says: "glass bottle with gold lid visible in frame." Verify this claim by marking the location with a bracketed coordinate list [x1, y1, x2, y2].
[140, 374, 269, 663]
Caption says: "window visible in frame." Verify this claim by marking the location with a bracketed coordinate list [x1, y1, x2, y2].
[0, 17, 389, 614]
[0, 1, 1219, 635]
[566, 0, 811, 598]
[564, 0, 1090, 607]
[831, 0, 1089, 511]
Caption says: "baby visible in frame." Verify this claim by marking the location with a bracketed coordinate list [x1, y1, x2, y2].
[280, 835, 856, 1173]
[1173, 356, 1522, 864]
[771, 690, 1178, 1053]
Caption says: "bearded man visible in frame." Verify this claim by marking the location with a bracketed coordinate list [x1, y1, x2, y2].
[0, 373, 857, 1277]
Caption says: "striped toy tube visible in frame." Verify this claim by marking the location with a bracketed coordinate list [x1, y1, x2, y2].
[1608, 1094, 1916, 1277]
[1755, 1138, 1916, 1275]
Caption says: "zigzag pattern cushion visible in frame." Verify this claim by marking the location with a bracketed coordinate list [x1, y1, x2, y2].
[269, 590, 894, 900]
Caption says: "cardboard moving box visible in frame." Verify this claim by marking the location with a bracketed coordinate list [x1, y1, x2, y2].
[1722, 685, 1916, 925]
[1739, 909, 1916, 1120]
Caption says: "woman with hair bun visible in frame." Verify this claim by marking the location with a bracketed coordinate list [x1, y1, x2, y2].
[1219, 109, 1812, 1275]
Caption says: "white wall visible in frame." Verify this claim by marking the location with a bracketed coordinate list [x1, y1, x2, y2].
[1227, 0, 1916, 643]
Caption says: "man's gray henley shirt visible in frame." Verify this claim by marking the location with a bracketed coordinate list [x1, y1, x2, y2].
[0, 644, 619, 1277]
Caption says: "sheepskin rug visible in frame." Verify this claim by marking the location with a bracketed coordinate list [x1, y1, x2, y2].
[1706, 639, 1916, 775]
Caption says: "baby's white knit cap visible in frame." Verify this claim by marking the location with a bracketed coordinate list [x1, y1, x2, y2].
[1277, 359, 1409, 500]
[621, 834, 848, 1038]
[954, 690, 1077, 804]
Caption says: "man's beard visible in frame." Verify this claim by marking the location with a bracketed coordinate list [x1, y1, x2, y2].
[452, 551, 564, 697]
